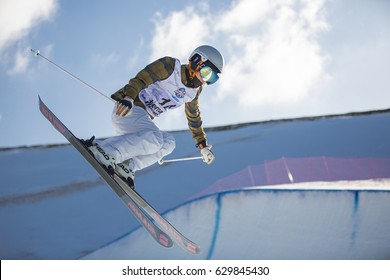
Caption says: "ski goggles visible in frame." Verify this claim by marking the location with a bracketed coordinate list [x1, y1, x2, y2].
[199, 65, 219, 85]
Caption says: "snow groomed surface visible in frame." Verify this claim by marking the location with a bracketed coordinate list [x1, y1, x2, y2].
[84, 179, 390, 260]
[1, 110, 389, 259]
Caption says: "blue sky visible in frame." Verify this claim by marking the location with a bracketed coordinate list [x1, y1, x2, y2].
[0, 0, 389, 148]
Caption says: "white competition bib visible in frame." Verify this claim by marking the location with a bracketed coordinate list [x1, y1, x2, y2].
[138, 59, 198, 117]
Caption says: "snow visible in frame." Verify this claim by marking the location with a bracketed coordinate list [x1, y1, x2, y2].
[83, 180, 390, 260]
[0, 110, 390, 259]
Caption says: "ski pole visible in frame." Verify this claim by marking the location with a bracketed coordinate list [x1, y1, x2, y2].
[158, 156, 203, 165]
[30, 49, 114, 103]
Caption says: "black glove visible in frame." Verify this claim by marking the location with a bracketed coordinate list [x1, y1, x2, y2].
[115, 97, 133, 117]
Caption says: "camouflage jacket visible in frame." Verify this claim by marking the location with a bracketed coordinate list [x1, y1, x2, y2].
[111, 56, 207, 147]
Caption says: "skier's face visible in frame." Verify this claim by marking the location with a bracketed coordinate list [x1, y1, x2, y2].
[195, 71, 206, 85]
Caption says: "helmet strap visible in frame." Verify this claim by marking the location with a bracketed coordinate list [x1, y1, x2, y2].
[186, 63, 203, 88]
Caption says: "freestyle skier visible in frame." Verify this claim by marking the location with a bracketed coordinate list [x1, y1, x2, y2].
[88, 45, 224, 188]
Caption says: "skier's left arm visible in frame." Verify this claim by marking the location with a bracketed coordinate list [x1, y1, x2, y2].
[185, 91, 215, 164]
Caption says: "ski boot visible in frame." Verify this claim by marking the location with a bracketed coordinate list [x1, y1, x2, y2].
[85, 140, 116, 175]
[115, 162, 135, 190]
[82, 136, 96, 148]
[82, 136, 135, 189]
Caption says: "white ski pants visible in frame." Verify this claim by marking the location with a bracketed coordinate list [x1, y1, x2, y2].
[97, 106, 175, 171]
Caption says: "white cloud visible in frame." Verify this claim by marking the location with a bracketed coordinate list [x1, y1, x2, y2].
[149, 5, 211, 62]
[0, 0, 58, 52]
[215, 0, 275, 32]
[150, 0, 329, 109]
[216, 0, 329, 107]
[0, 0, 57, 75]
[7, 49, 29, 75]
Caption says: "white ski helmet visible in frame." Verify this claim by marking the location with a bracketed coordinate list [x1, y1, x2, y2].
[189, 45, 224, 74]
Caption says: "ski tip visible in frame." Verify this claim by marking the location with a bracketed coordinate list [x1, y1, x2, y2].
[38, 95, 46, 110]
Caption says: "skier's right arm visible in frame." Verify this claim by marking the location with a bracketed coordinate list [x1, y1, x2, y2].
[111, 57, 176, 102]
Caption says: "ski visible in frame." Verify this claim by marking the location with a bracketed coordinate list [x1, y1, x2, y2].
[38, 96, 173, 249]
[38, 96, 200, 254]
[113, 173, 201, 254]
